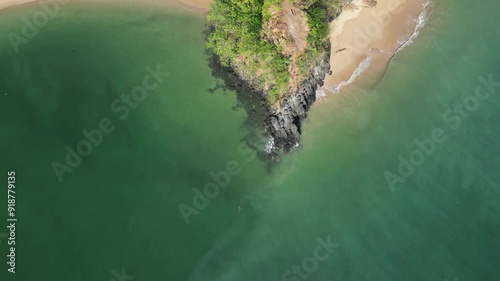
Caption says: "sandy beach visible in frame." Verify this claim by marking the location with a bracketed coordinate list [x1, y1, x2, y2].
[322, 0, 429, 93]
[1, 0, 426, 91]
[0, 0, 36, 10]
[148, 0, 211, 13]
[0, 0, 211, 13]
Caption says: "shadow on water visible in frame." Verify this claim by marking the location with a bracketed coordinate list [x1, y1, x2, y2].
[201, 26, 280, 172]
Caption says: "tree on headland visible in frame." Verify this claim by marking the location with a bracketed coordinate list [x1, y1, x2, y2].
[207, 0, 340, 103]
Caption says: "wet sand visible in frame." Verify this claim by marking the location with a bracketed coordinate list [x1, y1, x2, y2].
[1, 0, 429, 94]
[323, 0, 430, 93]
[0, 0, 36, 11]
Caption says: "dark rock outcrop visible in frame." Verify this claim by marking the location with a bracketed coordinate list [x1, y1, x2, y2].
[263, 52, 331, 154]
[206, 50, 331, 160]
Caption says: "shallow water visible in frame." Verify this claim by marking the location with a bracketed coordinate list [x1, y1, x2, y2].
[1, 0, 499, 281]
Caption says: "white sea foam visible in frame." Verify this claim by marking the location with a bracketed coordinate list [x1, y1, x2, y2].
[264, 137, 275, 153]
[327, 1, 432, 95]
[379, 49, 393, 55]
[315, 88, 327, 100]
[397, 0, 431, 53]
[330, 51, 373, 93]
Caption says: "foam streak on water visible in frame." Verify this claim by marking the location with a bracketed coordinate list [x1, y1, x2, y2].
[397, 0, 431, 53]
[264, 137, 275, 153]
[329, 50, 374, 94]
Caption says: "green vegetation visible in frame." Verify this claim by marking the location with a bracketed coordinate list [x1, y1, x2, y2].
[262, 0, 282, 21]
[207, 0, 340, 104]
[306, 3, 329, 49]
[297, 0, 339, 77]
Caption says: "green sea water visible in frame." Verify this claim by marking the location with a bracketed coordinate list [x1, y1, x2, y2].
[0, 0, 499, 281]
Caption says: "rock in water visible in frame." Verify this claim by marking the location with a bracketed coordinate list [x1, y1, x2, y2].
[264, 53, 331, 153]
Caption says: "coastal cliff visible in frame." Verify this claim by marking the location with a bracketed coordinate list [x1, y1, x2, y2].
[264, 53, 330, 154]
[206, 0, 340, 157]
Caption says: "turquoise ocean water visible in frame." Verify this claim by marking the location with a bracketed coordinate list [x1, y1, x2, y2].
[0, 0, 499, 280]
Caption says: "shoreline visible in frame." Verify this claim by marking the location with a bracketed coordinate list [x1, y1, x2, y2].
[1, 0, 428, 91]
[0, 0, 430, 156]
[321, 0, 429, 95]
[0, 0, 211, 14]
[0, 0, 36, 11]
[261, 0, 431, 155]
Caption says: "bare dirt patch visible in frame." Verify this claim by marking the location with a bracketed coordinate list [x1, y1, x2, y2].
[282, 0, 309, 56]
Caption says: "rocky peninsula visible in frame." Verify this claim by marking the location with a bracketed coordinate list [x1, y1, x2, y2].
[206, 0, 429, 158]
[206, 0, 340, 158]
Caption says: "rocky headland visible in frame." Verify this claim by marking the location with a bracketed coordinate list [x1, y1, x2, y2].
[263, 53, 331, 154]
[206, 0, 341, 159]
